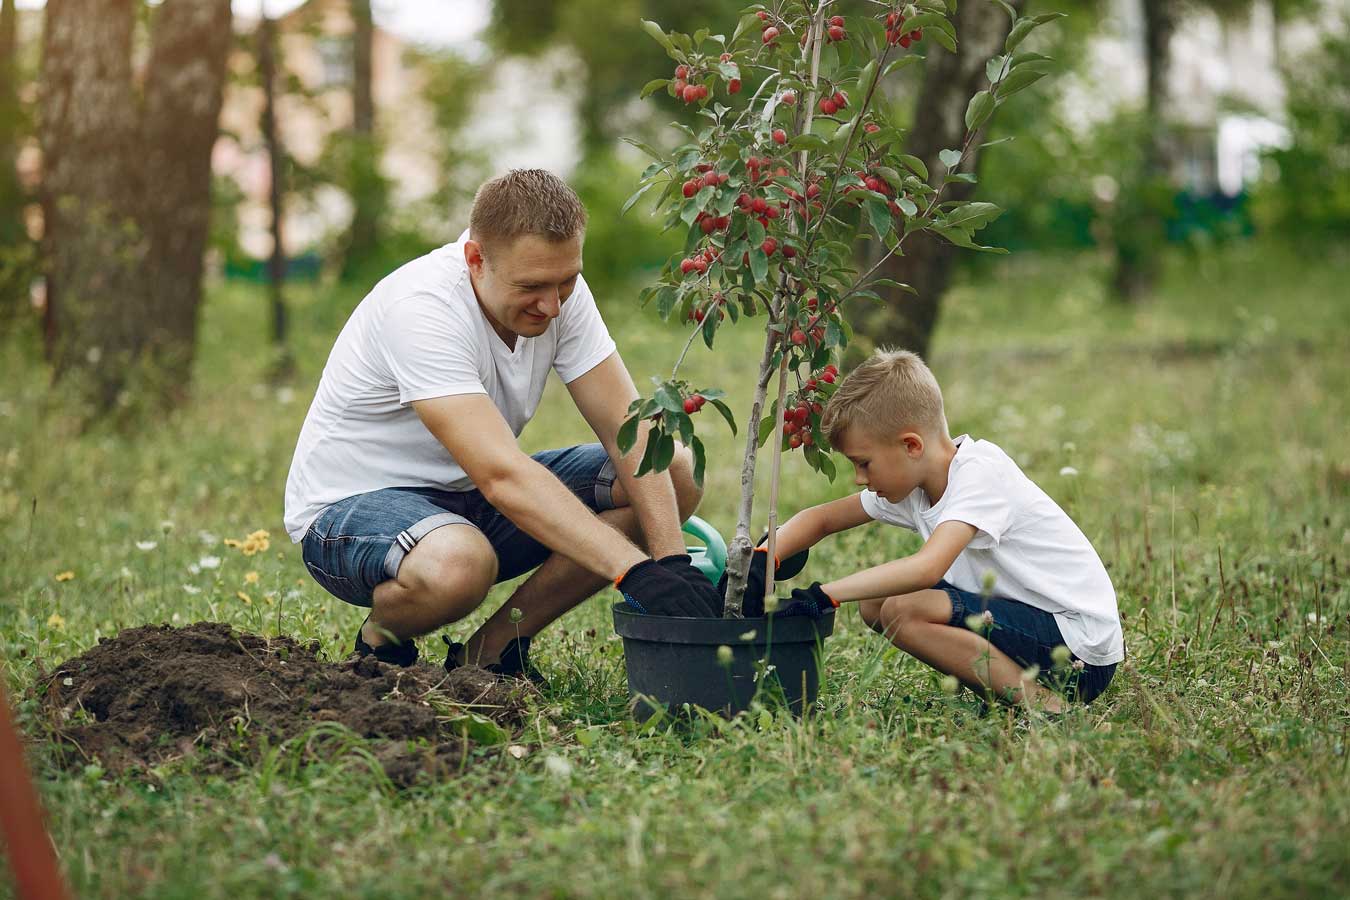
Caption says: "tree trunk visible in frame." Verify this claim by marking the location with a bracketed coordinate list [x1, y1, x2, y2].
[851, 0, 1026, 361]
[1111, 0, 1176, 302]
[340, 0, 382, 279]
[259, 12, 292, 375]
[40, 0, 230, 411]
[39, 0, 143, 400]
[139, 0, 233, 398]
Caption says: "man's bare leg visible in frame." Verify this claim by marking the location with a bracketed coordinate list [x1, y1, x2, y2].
[462, 505, 644, 666]
[360, 524, 498, 648]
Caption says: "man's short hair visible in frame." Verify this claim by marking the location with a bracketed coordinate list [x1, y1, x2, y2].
[821, 348, 949, 445]
[469, 169, 588, 258]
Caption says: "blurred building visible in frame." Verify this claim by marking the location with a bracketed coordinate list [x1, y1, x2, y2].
[216, 0, 444, 263]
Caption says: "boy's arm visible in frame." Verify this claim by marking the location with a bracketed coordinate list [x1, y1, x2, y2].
[772, 494, 872, 559]
[820, 520, 976, 603]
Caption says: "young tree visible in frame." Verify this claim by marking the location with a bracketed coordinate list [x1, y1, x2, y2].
[619, 1, 1061, 615]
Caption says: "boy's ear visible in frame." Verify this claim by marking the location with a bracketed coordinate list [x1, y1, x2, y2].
[900, 431, 925, 456]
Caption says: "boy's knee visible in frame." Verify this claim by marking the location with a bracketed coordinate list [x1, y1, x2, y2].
[858, 598, 886, 633]
[878, 591, 948, 645]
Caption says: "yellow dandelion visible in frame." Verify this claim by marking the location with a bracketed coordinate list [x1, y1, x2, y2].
[54, 571, 75, 583]
[243, 571, 260, 585]
[47, 612, 66, 630]
[236, 591, 253, 605]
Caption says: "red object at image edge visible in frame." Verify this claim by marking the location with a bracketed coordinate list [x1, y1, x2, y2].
[0, 683, 69, 900]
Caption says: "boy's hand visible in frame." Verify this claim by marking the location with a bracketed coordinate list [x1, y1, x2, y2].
[617, 559, 719, 618]
[717, 534, 811, 616]
[655, 554, 725, 617]
[772, 582, 839, 619]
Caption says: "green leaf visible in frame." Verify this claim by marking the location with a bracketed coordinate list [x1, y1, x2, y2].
[634, 431, 659, 477]
[448, 713, 509, 745]
[654, 383, 685, 413]
[869, 277, 916, 294]
[701, 310, 718, 348]
[944, 172, 978, 184]
[709, 398, 737, 435]
[617, 414, 640, 455]
[620, 181, 658, 217]
[965, 90, 995, 131]
[902, 13, 955, 37]
[994, 66, 1048, 99]
[881, 55, 923, 79]
[640, 78, 668, 100]
[788, 133, 830, 151]
[673, 410, 694, 447]
[897, 196, 918, 217]
[895, 154, 928, 180]
[691, 436, 706, 488]
[654, 286, 676, 320]
[1011, 51, 1054, 68]
[818, 452, 836, 481]
[986, 55, 1008, 85]
[941, 201, 1003, 230]
[991, 0, 1017, 20]
[930, 27, 957, 53]
[653, 432, 676, 473]
[1005, 13, 1065, 54]
[747, 217, 766, 248]
[750, 247, 769, 284]
[856, 58, 878, 92]
[865, 197, 892, 241]
[932, 224, 1009, 253]
[621, 137, 664, 160]
[939, 148, 963, 170]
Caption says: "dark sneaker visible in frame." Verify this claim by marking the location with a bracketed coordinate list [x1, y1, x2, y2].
[443, 635, 548, 687]
[353, 617, 418, 667]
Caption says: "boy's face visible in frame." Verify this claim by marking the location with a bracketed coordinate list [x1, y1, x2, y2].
[466, 233, 584, 340]
[834, 425, 926, 503]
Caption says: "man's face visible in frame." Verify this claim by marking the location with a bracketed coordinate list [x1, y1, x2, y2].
[465, 233, 584, 340]
[834, 425, 925, 503]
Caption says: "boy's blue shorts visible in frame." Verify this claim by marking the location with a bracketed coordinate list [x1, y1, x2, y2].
[937, 580, 1117, 704]
[300, 443, 617, 607]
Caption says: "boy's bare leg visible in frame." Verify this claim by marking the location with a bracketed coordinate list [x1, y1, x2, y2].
[864, 590, 1068, 713]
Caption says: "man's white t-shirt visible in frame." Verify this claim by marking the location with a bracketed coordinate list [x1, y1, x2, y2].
[283, 231, 617, 542]
[860, 436, 1124, 666]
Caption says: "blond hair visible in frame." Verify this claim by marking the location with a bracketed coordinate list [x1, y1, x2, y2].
[821, 349, 948, 445]
[469, 169, 588, 257]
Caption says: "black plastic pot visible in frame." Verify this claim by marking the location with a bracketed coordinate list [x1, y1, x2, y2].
[611, 602, 835, 720]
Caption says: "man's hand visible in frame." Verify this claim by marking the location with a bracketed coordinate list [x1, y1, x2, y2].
[617, 559, 720, 618]
[772, 582, 839, 620]
[717, 535, 811, 616]
[656, 554, 724, 617]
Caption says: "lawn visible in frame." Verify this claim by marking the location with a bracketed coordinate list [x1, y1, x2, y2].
[1, 237, 1347, 898]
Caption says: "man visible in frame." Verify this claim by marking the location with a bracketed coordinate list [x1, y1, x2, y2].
[284, 169, 720, 681]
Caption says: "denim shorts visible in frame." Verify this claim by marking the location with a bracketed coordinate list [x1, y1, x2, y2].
[301, 443, 617, 607]
[937, 580, 1117, 704]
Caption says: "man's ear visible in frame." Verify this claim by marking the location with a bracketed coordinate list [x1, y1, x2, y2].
[900, 431, 925, 457]
[464, 239, 485, 276]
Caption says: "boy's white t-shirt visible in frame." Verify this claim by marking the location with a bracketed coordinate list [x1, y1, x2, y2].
[860, 436, 1124, 666]
[283, 231, 617, 542]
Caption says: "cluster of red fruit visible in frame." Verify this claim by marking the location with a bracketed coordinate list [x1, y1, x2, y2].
[679, 244, 722, 275]
[682, 393, 709, 414]
[843, 166, 910, 217]
[672, 52, 741, 104]
[681, 164, 730, 198]
[756, 10, 780, 44]
[885, 11, 923, 47]
[686, 292, 728, 322]
[818, 89, 848, 116]
[781, 364, 839, 449]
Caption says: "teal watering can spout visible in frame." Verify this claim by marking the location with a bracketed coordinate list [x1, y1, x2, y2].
[681, 515, 727, 584]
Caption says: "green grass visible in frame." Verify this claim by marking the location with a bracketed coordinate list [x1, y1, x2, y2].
[2, 237, 1347, 898]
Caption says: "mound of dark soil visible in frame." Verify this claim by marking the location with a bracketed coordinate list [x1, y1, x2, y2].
[35, 622, 529, 786]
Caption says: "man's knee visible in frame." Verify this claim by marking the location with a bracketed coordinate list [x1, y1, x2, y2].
[859, 598, 886, 633]
[394, 525, 497, 609]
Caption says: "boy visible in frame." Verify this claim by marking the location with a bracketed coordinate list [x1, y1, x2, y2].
[749, 349, 1122, 709]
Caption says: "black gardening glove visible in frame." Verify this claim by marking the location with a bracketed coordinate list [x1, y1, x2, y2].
[716, 533, 812, 617]
[772, 582, 839, 620]
[618, 559, 720, 618]
[656, 554, 725, 618]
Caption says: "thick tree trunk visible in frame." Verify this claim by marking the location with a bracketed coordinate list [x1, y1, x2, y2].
[139, 0, 232, 397]
[39, 0, 143, 400]
[40, 0, 229, 411]
[340, 0, 382, 278]
[851, 0, 1025, 361]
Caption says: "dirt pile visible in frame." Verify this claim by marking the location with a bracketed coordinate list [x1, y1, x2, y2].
[35, 622, 529, 786]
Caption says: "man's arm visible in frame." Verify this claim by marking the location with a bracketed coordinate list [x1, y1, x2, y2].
[821, 520, 976, 603]
[770, 494, 873, 559]
[413, 393, 646, 580]
[566, 353, 686, 559]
